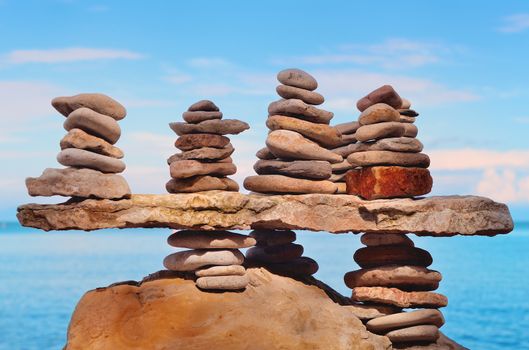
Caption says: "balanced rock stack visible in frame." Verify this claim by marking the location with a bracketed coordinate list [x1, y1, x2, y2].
[25, 93, 131, 199]
[244, 68, 343, 194]
[166, 100, 249, 193]
[345, 233, 447, 347]
[245, 230, 319, 277]
[163, 230, 256, 291]
[331, 121, 360, 194]
[345, 85, 432, 199]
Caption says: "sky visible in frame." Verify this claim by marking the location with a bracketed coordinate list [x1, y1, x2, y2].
[1, 0, 528, 221]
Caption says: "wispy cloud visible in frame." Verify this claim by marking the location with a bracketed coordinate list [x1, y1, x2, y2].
[3, 47, 143, 64]
[0, 81, 63, 121]
[187, 57, 231, 68]
[499, 13, 529, 33]
[477, 169, 529, 203]
[429, 149, 529, 170]
[164, 70, 193, 84]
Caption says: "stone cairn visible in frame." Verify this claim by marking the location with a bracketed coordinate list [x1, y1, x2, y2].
[330, 121, 360, 193]
[243, 68, 341, 276]
[163, 100, 255, 291]
[25, 93, 131, 200]
[342, 86, 446, 347]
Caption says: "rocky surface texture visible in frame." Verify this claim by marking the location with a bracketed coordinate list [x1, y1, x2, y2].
[18, 192, 513, 235]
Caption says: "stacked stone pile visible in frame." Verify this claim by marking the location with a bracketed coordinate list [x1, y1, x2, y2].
[245, 230, 319, 276]
[344, 233, 447, 347]
[167, 100, 249, 193]
[244, 68, 343, 194]
[344, 85, 432, 200]
[330, 121, 360, 193]
[25, 93, 131, 199]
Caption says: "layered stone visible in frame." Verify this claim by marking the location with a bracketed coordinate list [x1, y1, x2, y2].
[352, 287, 448, 308]
[166, 176, 239, 193]
[174, 134, 230, 151]
[182, 111, 223, 124]
[266, 130, 343, 163]
[355, 122, 406, 142]
[167, 144, 234, 163]
[266, 115, 342, 148]
[52, 93, 126, 120]
[169, 160, 236, 179]
[244, 175, 337, 194]
[354, 246, 433, 268]
[276, 85, 324, 105]
[359, 103, 400, 125]
[254, 159, 332, 180]
[357, 85, 402, 112]
[344, 265, 442, 291]
[246, 243, 304, 263]
[196, 275, 249, 290]
[64, 107, 121, 144]
[163, 249, 244, 271]
[277, 68, 318, 91]
[60, 128, 124, 158]
[268, 99, 333, 124]
[57, 148, 126, 173]
[170, 119, 249, 135]
[167, 230, 256, 249]
[346, 138, 423, 154]
[366, 309, 445, 333]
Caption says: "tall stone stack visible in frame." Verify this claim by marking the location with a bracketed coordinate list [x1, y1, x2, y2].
[163, 100, 255, 291]
[25, 93, 131, 200]
[331, 121, 360, 193]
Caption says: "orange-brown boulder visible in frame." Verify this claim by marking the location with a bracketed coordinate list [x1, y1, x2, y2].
[352, 287, 448, 308]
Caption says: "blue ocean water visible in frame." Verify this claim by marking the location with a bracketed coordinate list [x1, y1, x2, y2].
[0, 222, 528, 350]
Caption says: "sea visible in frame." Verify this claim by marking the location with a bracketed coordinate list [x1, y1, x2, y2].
[1, 222, 528, 350]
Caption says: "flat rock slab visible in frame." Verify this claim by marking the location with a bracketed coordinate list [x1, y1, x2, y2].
[17, 192, 513, 236]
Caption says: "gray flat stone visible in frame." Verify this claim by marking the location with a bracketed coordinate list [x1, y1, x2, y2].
[385, 325, 440, 344]
[170, 119, 249, 135]
[244, 175, 337, 194]
[167, 144, 234, 163]
[182, 111, 223, 124]
[367, 309, 445, 333]
[347, 151, 430, 168]
[348, 137, 423, 153]
[254, 159, 332, 180]
[196, 274, 249, 290]
[168, 230, 255, 249]
[57, 148, 125, 173]
[277, 68, 318, 90]
[195, 265, 246, 277]
[355, 122, 406, 142]
[166, 176, 239, 193]
[175, 134, 230, 151]
[163, 249, 244, 271]
[188, 100, 219, 112]
[170, 160, 236, 179]
[64, 107, 121, 144]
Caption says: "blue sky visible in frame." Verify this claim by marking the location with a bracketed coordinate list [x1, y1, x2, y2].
[1, 0, 528, 221]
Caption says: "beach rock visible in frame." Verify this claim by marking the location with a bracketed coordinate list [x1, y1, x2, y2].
[188, 100, 219, 112]
[261, 257, 319, 276]
[336, 182, 347, 194]
[246, 243, 304, 263]
[57, 148, 126, 173]
[52, 93, 126, 120]
[244, 175, 337, 194]
[399, 109, 419, 117]
[335, 121, 360, 135]
[359, 103, 400, 125]
[60, 128, 124, 158]
[400, 98, 412, 109]
[25, 167, 130, 199]
[277, 68, 318, 91]
[169, 160, 236, 179]
[332, 143, 359, 157]
[164, 249, 244, 271]
[347, 151, 430, 168]
[267, 115, 342, 148]
[345, 304, 402, 321]
[399, 115, 416, 123]
[254, 159, 332, 180]
[268, 99, 333, 124]
[354, 246, 433, 269]
[344, 265, 442, 291]
[175, 134, 230, 151]
[195, 265, 247, 277]
[355, 122, 405, 142]
[276, 85, 324, 105]
[347, 137, 423, 153]
[166, 176, 239, 193]
[345, 166, 433, 199]
[403, 123, 419, 138]
[182, 111, 223, 124]
[196, 275, 249, 290]
[167, 144, 234, 163]
[361, 233, 415, 247]
[331, 160, 353, 173]
[256, 147, 276, 160]
[266, 130, 343, 163]
[366, 309, 445, 333]
[250, 230, 296, 246]
[167, 230, 256, 249]
[170, 119, 250, 135]
[352, 287, 448, 308]
[385, 325, 440, 344]
[357, 85, 402, 112]
[64, 107, 121, 144]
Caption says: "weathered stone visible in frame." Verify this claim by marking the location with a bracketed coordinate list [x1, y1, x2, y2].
[345, 304, 402, 321]
[329, 173, 346, 182]
[196, 274, 249, 290]
[332, 143, 359, 157]
[361, 233, 415, 246]
[403, 123, 418, 138]
[175, 133, 230, 151]
[218, 156, 233, 163]
[25, 167, 130, 199]
[182, 111, 223, 124]
[262, 256, 319, 276]
[331, 160, 353, 173]
[335, 121, 360, 135]
[344, 265, 441, 291]
[195, 265, 246, 277]
[386, 325, 440, 344]
[346, 166, 433, 200]
[398, 109, 419, 117]
[335, 134, 358, 147]
[400, 98, 412, 109]
[164, 249, 244, 271]
[64, 268, 391, 350]
[170, 160, 236, 179]
[354, 246, 433, 269]
[399, 115, 416, 123]
[266, 130, 343, 163]
[277, 68, 318, 91]
[367, 309, 445, 333]
[256, 147, 276, 160]
[188, 99, 219, 112]
[359, 103, 400, 125]
[60, 129, 124, 158]
[52, 93, 126, 120]
[244, 175, 337, 194]
[268, 99, 333, 124]
[57, 148, 126, 173]
[64, 107, 121, 144]
[167, 230, 256, 249]
[276, 84, 324, 105]
[357, 85, 402, 112]
[246, 243, 304, 263]
[336, 182, 347, 194]
[167, 144, 234, 163]
[250, 230, 296, 246]
[355, 122, 405, 142]
[347, 138, 423, 153]
[254, 159, 332, 180]
[166, 176, 239, 193]
[267, 115, 342, 148]
[352, 287, 448, 308]
[17, 192, 514, 236]
[347, 151, 430, 168]
[170, 119, 249, 135]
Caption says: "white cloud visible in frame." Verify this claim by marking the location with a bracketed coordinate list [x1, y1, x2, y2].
[499, 13, 529, 33]
[3, 47, 143, 64]
[477, 169, 529, 203]
[187, 57, 231, 68]
[429, 149, 529, 171]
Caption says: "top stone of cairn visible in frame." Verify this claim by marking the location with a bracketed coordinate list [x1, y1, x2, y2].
[277, 68, 318, 91]
[52, 93, 127, 121]
[188, 100, 220, 112]
[356, 85, 402, 112]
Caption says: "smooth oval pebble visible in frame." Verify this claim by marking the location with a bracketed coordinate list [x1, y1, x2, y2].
[355, 122, 405, 142]
[163, 249, 244, 271]
[347, 151, 430, 168]
[366, 309, 445, 333]
[166, 176, 239, 193]
[354, 245, 433, 269]
[246, 243, 304, 263]
[169, 160, 236, 179]
[60, 128, 124, 159]
[358, 103, 400, 125]
[403, 123, 418, 138]
[344, 265, 442, 291]
[267, 115, 342, 148]
[175, 134, 230, 151]
[361, 233, 414, 246]
[167, 230, 255, 249]
[182, 111, 223, 124]
[249, 230, 297, 246]
[188, 99, 219, 112]
[385, 325, 440, 344]
[268, 99, 333, 124]
[243, 175, 337, 194]
[196, 274, 249, 290]
[57, 148, 125, 173]
[276, 84, 324, 105]
[195, 265, 246, 277]
[169, 119, 249, 136]
[347, 137, 423, 153]
[266, 130, 343, 163]
[64, 107, 121, 144]
[52, 93, 126, 120]
[167, 144, 234, 163]
[277, 68, 318, 91]
[356, 85, 402, 112]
